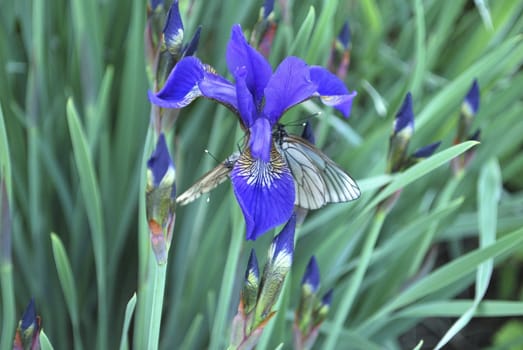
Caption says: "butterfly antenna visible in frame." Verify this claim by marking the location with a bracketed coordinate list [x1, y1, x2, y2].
[204, 149, 220, 164]
[300, 111, 322, 126]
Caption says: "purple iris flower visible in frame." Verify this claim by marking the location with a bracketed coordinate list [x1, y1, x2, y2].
[149, 24, 356, 240]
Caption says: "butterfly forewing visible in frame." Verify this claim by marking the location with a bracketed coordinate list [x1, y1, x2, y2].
[277, 134, 360, 209]
[176, 152, 240, 205]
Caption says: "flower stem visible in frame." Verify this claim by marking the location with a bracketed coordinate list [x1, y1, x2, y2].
[146, 259, 167, 350]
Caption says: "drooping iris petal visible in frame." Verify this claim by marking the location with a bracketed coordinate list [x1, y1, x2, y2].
[226, 24, 272, 104]
[149, 56, 204, 108]
[249, 118, 272, 162]
[264, 56, 317, 124]
[149, 57, 239, 113]
[199, 67, 239, 112]
[231, 148, 295, 240]
[309, 66, 356, 117]
[234, 66, 257, 126]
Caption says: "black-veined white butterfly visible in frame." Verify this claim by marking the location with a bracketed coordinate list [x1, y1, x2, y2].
[175, 124, 360, 208]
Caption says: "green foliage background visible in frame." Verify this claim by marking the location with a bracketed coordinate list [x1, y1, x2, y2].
[1, 0, 522, 349]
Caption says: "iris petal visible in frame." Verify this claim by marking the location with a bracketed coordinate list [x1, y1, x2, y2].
[309, 66, 356, 117]
[199, 67, 239, 112]
[249, 118, 272, 162]
[263, 56, 317, 124]
[234, 66, 257, 126]
[147, 133, 175, 187]
[231, 148, 295, 240]
[149, 56, 204, 108]
[393, 92, 414, 135]
[226, 24, 272, 104]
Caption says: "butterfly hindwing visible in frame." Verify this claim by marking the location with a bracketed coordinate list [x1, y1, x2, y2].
[277, 133, 360, 209]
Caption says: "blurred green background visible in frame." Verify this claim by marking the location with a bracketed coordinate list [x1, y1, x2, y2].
[1, 0, 523, 349]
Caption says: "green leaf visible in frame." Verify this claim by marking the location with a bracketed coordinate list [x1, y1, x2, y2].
[119, 293, 137, 350]
[40, 330, 56, 350]
[433, 158, 502, 349]
[66, 98, 107, 349]
[289, 6, 315, 56]
[50, 233, 83, 350]
[359, 225, 523, 337]
[305, 0, 338, 63]
[0, 103, 11, 196]
[365, 141, 479, 212]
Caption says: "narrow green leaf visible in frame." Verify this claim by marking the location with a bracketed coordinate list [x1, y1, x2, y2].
[433, 158, 502, 349]
[412, 340, 424, 350]
[146, 263, 167, 350]
[410, 0, 426, 94]
[208, 209, 244, 350]
[359, 225, 523, 336]
[0, 103, 11, 195]
[66, 98, 107, 349]
[476, 158, 501, 296]
[396, 300, 523, 318]
[119, 293, 137, 350]
[360, 0, 383, 35]
[365, 141, 479, 212]
[50, 233, 83, 350]
[305, 0, 338, 63]
[40, 330, 55, 350]
[289, 6, 315, 56]
[178, 314, 204, 350]
[417, 36, 523, 131]
[323, 211, 386, 349]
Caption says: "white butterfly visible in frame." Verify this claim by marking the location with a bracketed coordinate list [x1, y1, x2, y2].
[176, 124, 360, 208]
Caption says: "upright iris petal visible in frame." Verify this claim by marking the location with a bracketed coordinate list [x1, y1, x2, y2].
[226, 25, 272, 104]
[263, 57, 317, 123]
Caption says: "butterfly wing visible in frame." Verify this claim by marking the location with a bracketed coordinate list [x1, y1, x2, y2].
[176, 152, 240, 205]
[278, 135, 360, 209]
